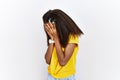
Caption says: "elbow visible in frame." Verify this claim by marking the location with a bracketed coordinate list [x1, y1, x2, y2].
[45, 58, 50, 65]
[46, 60, 50, 64]
[59, 61, 67, 66]
[45, 56, 50, 65]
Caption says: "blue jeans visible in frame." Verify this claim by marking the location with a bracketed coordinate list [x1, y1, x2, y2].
[47, 74, 75, 80]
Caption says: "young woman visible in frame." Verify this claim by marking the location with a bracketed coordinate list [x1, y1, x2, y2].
[42, 9, 84, 80]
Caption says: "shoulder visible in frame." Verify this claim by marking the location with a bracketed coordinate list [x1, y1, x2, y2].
[68, 34, 79, 44]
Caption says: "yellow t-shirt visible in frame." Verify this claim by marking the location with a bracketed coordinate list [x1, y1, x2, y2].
[48, 35, 79, 78]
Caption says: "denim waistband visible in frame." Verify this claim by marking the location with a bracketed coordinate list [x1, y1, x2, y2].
[47, 74, 75, 80]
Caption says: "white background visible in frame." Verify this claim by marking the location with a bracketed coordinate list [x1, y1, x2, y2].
[0, 0, 120, 80]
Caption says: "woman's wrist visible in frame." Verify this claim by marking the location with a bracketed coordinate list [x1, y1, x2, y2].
[54, 37, 59, 43]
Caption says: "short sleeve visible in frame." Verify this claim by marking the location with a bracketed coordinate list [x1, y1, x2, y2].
[68, 35, 79, 44]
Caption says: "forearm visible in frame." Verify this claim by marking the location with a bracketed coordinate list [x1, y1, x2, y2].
[45, 43, 54, 64]
[54, 39, 65, 66]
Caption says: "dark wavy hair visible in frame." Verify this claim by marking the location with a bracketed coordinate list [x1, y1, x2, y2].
[42, 9, 84, 47]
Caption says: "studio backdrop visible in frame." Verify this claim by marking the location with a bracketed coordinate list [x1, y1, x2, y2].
[0, 0, 120, 80]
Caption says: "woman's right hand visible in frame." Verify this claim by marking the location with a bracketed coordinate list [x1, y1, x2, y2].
[44, 23, 54, 40]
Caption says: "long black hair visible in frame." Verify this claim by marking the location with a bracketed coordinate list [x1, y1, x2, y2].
[42, 9, 84, 47]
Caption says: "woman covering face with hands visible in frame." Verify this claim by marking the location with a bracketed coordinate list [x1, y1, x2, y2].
[43, 9, 84, 80]
[44, 19, 58, 41]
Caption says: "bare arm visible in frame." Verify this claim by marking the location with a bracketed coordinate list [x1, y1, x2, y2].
[45, 43, 54, 64]
[54, 38, 76, 66]
[44, 22, 55, 65]
[44, 22, 76, 66]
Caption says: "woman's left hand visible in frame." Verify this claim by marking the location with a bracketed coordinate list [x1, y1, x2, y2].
[44, 22, 59, 41]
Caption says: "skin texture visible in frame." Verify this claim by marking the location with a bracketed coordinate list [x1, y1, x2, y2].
[44, 22, 77, 66]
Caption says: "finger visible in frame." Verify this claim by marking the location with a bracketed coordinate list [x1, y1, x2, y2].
[46, 23, 52, 30]
[45, 24, 53, 35]
[45, 24, 52, 34]
[48, 23, 56, 34]
[46, 29, 51, 35]
[44, 24, 50, 32]
[45, 24, 50, 32]
[48, 22, 54, 29]
[45, 26, 53, 37]
[52, 23, 56, 29]
[47, 24, 55, 34]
